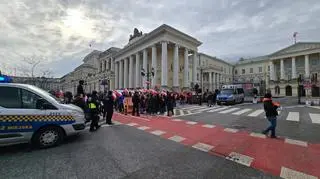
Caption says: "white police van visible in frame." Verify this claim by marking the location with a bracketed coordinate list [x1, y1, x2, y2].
[0, 83, 86, 148]
[216, 85, 245, 105]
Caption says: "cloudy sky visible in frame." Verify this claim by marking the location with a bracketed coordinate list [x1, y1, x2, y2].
[1, 0, 320, 77]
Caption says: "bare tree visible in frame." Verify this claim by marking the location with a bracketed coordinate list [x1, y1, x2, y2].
[18, 56, 48, 85]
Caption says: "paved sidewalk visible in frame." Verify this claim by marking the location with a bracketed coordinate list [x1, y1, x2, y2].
[113, 113, 320, 179]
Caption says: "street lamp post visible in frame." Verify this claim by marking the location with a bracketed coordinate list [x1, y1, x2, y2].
[141, 67, 154, 89]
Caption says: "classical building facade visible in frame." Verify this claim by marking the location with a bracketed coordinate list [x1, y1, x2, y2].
[233, 42, 320, 97]
[59, 24, 320, 97]
[113, 25, 202, 91]
[12, 76, 60, 91]
[200, 53, 234, 91]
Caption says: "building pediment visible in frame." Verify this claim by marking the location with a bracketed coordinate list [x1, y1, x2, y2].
[114, 24, 202, 58]
[270, 42, 320, 58]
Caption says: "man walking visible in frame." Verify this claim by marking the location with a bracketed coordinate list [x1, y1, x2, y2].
[262, 93, 279, 138]
[103, 91, 114, 125]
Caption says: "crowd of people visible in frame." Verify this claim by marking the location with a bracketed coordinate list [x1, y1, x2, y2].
[57, 80, 280, 138]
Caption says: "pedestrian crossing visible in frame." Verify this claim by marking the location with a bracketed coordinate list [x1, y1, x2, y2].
[173, 105, 320, 124]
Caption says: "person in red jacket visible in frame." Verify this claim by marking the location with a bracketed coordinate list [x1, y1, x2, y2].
[262, 93, 279, 138]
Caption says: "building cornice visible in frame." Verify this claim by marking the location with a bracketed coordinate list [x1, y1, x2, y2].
[114, 24, 202, 58]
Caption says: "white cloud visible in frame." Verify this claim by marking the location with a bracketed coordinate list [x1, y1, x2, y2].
[0, 0, 320, 77]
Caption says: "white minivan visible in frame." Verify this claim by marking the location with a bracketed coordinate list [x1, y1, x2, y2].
[0, 83, 86, 148]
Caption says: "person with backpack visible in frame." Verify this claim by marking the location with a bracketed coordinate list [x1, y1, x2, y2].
[262, 93, 279, 138]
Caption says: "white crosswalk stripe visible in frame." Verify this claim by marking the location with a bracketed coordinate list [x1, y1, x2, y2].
[179, 106, 207, 110]
[219, 108, 240, 114]
[309, 113, 320, 124]
[247, 109, 264, 117]
[232, 108, 252, 115]
[286, 112, 299, 122]
[195, 107, 218, 112]
[208, 106, 229, 113]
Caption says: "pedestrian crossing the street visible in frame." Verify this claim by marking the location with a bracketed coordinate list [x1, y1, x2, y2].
[173, 104, 320, 125]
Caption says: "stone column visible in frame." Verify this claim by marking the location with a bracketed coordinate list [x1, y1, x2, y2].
[129, 55, 134, 88]
[135, 53, 140, 88]
[212, 72, 217, 90]
[192, 51, 198, 84]
[183, 48, 189, 88]
[124, 58, 128, 88]
[173, 44, 179, 90]
[119, 60, 123, 88]
[305, 54, 310, 78]
[111, 58, 114, 71]
[292, 57, 296, 79]
[209, 72, 212, 91]
[269, 61, 275, 81]
[151, 45, 157, 88]
[161, 41, 168, 88]
[143, 49, 148, 88]
[280, 59, 285, 80]
[115, 61, 119, 89]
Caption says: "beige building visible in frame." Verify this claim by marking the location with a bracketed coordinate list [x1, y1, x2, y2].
[233, 42, 320, 97]
[12, 76, 60, 91]
[200, 53, 234, 91]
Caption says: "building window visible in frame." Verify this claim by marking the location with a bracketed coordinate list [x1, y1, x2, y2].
[268, 66, 270, 71]
[197, 73, 199, 80]
[242, 69, 245, 74]
[258, 67, 262, 73]
[250, 68, 253, 73]
[235, 70, 238, 75]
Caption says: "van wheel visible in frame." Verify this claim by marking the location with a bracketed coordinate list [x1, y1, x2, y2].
[32, 126, 64, 148]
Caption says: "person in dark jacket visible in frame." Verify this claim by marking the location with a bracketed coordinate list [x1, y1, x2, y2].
[262, 93, 279, 138]
[132, 91, 140, 116]
[166, 93, 174, 116]
[103, 91, 114, 125]
[77, 80, 85, 97]
[88, 91, 101, 131]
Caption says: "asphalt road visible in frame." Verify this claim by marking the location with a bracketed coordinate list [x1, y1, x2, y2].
[176, 102, 320, 143]
[0, 124, 278, 179]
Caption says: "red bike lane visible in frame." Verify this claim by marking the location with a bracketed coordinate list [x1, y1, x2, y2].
[113, 113, 320, 179]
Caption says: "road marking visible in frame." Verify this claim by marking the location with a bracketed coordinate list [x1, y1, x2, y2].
[202, 124, 216, 128]
[250, 132, 266, 138]
[286, 112, 300, 122]
[179, 109, 184, 116]
[172, 119, 182, 122]
[168, 135, 185, 142]
[126, 123, 138, 126]
[247, 109, 264, 117]
[180, 106, 208, 110]
[226, 152, 254, 167]
[196, 106, 219, 112]
[280, 167, 317, 179]
[150, 130, 166, 136]
[192, 142, 214, 152]
[224, 128, 239, 133]
[186, 121, 197, 125]
[113, 121, 122, 125]
[285, 138, 308, 147]
[208, 106, 229, 113]
[232, 108, 252, 115]
[186, 110, 192, 114]
[137, 126, 150, 130]
[219, 108, 240, 114]
[309, 113, 320, 124]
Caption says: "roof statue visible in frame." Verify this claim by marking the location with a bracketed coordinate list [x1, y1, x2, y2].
[129, 28, 143, 41]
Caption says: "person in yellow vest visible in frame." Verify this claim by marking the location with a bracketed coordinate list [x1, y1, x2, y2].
[88, 91, 101, 132]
